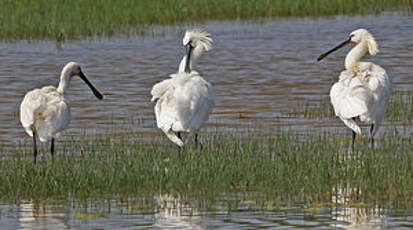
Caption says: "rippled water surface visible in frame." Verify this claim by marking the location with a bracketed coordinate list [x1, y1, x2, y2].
[0, 12, 413, 229]
[1, 193, 412, 230]
[0, 13, 412, 148]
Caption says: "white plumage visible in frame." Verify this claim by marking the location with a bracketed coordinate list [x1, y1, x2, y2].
[20, 62, 103, 161]
[151, 29, 215, 146]
[318, 29, 392, 148]
[20, 86, 70, 142]
[177, 30, 213, 74]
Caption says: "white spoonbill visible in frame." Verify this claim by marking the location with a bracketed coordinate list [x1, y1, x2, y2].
[317, 29, 392, 149]
[151, 29, 215, 147]
[20, 62, 103, 162]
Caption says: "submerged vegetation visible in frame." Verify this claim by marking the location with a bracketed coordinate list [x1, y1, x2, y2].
[1, 129, 412, 208]
[0, 0, 412, 40]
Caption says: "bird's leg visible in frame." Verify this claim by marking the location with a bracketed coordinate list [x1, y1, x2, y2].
[370, 124, 375, 148]
[176, 132, 184, 157]
[350, 117, 358, 152]
[194, 133, 203, 150]
[51, 138, 55, 157]
[33, 131, 38, 163]
[351, 130, 356, 152]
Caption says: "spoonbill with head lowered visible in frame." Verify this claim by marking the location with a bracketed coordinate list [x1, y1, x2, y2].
[317, 29, 392, 150]
[20, 62, 103, 162]
[151, 29, 215, 147]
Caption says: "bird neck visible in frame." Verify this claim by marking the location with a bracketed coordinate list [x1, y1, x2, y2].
[57, 69, 71, 94]
[178, 45, 204, 73]
[178, 55, 191, 73]
[345, 40, 368, 70]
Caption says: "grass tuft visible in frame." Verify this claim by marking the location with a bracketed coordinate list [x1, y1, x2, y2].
[0, 0, 412, 40]
[1, 130, 412, 207]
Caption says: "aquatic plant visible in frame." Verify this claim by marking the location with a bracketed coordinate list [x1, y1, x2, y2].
[0, 0, 412, 40]
[0, 129, 411, 208]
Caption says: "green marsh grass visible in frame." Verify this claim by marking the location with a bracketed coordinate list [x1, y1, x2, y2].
[0, 0, 412, 40]
[1, 130, 412, 207]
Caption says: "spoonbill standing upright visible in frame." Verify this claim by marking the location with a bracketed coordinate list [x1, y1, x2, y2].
[317, 29, 392, 150]
[151, 29, 215, 147]
[20, 62, 103, 162]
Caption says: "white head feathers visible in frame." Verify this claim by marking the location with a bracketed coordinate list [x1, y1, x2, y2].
[178, 29, 213, 73]
[183, 29, 213, 52]
[350, 29, 379, 56]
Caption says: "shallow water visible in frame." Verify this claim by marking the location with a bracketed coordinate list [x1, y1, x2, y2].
[0, 12, 413, 230]
[0, 12, 413, 148]
[1, 192, 412, 230]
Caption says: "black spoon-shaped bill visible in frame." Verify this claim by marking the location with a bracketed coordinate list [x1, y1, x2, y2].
[317, 38, 351, 61]
[79, 71, 103, 100]
[184, 43, 193, 73]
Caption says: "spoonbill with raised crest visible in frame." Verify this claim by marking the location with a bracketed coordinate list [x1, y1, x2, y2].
[151, 29, 215, 147]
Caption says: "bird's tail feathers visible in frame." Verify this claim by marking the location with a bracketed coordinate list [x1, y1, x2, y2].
[342, 118, 362, 136]
[165, 130, 184, 147]
[34, 120, 52, 142]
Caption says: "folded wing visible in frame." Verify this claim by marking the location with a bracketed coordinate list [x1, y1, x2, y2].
[20, 86, 70, 142]
[151, 72, 214, 146]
